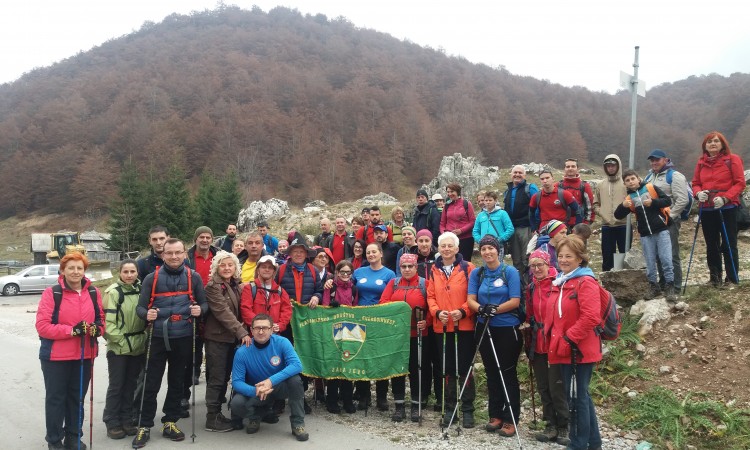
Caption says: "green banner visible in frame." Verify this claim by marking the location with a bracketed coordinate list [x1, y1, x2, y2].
[291, 302, 412, 381]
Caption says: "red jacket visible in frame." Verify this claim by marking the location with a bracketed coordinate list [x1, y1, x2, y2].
[529, 187, 577, 230]
[379, 276, 432, 337]
[692, 151, 746, 207]
[355, 223, 393, 244]
[559, 176, 595, 225]
[544, 273, 602, 365]
[439, 198, 475, 239]
[526, 267, 558, 355]
[36, 276, 104, 361]
[240, 280, 292, 333]
[426, 256, 475, 333]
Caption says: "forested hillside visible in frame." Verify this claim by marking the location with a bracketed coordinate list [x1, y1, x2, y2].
[0, 5, 749, 217]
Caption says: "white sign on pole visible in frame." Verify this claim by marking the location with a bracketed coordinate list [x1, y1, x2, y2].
[620, 71, 646, 97]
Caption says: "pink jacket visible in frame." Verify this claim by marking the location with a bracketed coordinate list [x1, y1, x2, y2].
[527, 267, 558, 355]
[439, 198, 475, 239]
[36, 276, 104, 361]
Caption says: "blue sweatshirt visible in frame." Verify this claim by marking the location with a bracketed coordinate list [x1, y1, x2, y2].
[231, 334, 302, 397]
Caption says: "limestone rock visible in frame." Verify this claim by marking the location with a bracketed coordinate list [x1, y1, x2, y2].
[358, 192, 399, 206]
[426, 153, 500, 199]
[630, 298, 671, 336]
[521, 162, 554, 176]
[236, 198, 290, 231]
[624, 247, 646, 270]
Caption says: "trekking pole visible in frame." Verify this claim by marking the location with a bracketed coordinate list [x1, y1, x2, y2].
[718, 208, 740, 284]
[415, 307, 424, 426]
[89, 334, 96, 449]
[78, 333, 85, 450]
[191, 305, 197, 443]
[444, 319, 491, 438]
[453, 318, 460, 433]
[528, 358, 537, 426]
[487, 327, 523, 450]
[135, 323, 154, 434]
[440, 322, 447, 433]
[570, 347, 578, 439]
[682, 205, 703, 295]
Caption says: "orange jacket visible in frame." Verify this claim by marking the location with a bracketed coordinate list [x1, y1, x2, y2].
[426, 255, 475, 333]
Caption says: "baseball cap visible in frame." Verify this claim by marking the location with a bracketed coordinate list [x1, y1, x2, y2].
[431, 193, 443, 201]
[374, 224, 388, 233]
[257, 255, 278, 268]
[647, 149, 667, 160]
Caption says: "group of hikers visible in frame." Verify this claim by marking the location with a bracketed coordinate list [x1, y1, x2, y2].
[36, 130, 745, 450]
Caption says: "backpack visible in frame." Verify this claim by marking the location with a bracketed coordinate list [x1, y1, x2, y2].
[532, 188, 574, 225]
[446, 198, 471, 221]
[503, 183, 531, 205]
[627, 183, 670, 225]
[249, 282, 283, 299]
[103, 286, 146, 352]
[644, 169, 693, 220]
[560, 180, 589, 223]
[276, 262, 318, 301]
[51, 284, 101, 325]
[572, 279, 621, 341]
[393, 276, 427, 301]
[476, 264, 526, 322]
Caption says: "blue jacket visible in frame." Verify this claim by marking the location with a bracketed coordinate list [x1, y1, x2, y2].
[232, 334, 302, 397]
[472, 206, 514, 242]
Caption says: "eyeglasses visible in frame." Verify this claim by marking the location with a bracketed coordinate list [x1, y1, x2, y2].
[252, 326, 272, 332]
[400, 265, 415, 269]
[338, 270, 352, 276]
[163, 251, 184, 257]
[529, 263, 548, 269]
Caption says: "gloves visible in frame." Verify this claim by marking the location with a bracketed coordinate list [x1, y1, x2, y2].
[88, 323, 102, 337]
[714, 196, 726, 208]
[71, 321, 87, 336]
[478, 304, 497, 318]
[696, 190, 709, 202]
[329, 299, 340, 308]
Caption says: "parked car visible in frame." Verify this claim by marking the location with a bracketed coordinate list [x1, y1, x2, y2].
[0, 264, 60, 296]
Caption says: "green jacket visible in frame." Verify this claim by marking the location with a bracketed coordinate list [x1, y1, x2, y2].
[103, 279, 147, 356]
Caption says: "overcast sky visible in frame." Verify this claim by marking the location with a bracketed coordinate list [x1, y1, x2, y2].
[2, 0, 749, 93]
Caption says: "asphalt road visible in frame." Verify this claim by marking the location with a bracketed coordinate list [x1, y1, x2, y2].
[0, 296, 404, 449]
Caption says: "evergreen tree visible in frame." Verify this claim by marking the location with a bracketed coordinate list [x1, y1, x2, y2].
[156, 163, 194, 241]
[216, 170, 243, 230]
[194, 171, 221, 231]
[105, 160, 142, 254]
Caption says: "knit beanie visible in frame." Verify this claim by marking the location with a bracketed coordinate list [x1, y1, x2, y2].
[402, 226, 417, 237]
[416, 189, 429, 198]
[194, 226, 214, 241]
[478, 235, 502, 256]
[541, 220, 566, 238]
[416, 229, 433, 241]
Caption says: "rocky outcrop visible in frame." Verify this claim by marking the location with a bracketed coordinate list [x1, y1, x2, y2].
[600, 269, 651, 306]
[426, 153, 500, 199]
[358, 193, 399, 206]
[630, 298, 672, 336]
[236, 198, 289, 231]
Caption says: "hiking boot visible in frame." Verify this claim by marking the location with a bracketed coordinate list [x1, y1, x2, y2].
[556, 426, 570, 446]
[292, 426, 309, 441]
[534, 424, 558, 442]
[485, 417, 503, 432]
[326, 402, 342, 414]
[665, 282, 677, 301]
[231, 417, 244, 430]
[161, 422, 185, 441]
[645, 282, 661, 299]
[63, 437, 87, 450]
[343, 401, 357, 414]
[48, 442, 64, 450]
[315, 388, 326, 402]
[391, 403, 405, 422]
[246, 420, 260, 434]
[410, 403, 420, 422]
[122, 423, 138, 436]
[205, 413, 234, 432]
[433, 401, 442, 412]
[357, 397, 371, 411]
[462, 411, 475, 428]
[497, 422, 516, 437]
[107, 424, 126, 439]
[261, 412, 279, 424]
[376, 397, 389, 411]
[131, 427, 150, 448]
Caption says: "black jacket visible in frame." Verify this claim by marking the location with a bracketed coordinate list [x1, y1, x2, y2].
[614, 182, 671, 236]
[412, 200, 441, 240]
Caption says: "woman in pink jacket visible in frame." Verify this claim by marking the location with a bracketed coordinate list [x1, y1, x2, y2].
[527, 249, 569, 445]
[36, 252, 104, 450]
[545, 236, 602, 450]
[439, 183, 476, 261]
